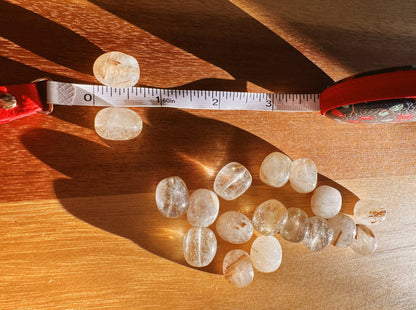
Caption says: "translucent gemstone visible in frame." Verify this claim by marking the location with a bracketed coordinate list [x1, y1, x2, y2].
[354, 200, 387, 225]
[95, 107, 143, 141]
[280, 207, 309, 242]
[93, 51, 140, 88]
[349, 224, 377, 255]
[327, 213, 356, 247]
[311, 185, 342, 219]
[259, 152, 292, 187]
[289, 158, 318, 193]
[214, 162, 252, 200]
[223, 249, 254, 288]
[183, 227, 217, 267]
[155, 176, 189, 218]
[303, 216, 334, 252]
[252, 199, 288, 236]
[216, 211, 253, 244]
[250, 236, 282, 273]
[186, 189, 219, 227]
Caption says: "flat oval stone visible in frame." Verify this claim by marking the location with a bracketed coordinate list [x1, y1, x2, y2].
[354, 200, 387, 225]
[311, 185, 342, 219]
[250, 236, 282, 273]
[216, 211, 253, 244]
[289, 158, 317, 193]
[93, 51, 140, 88]
[223, 249, 254, 288]
[303, 216, 334, 252]
[349, 224, 377, 255]
[259, 152, 292, 188]
[327, 213, 356, 247]
[280, 207, 309, 243]
[214, 162, 252, 200]
[183, 227, 217, 267]
[252, 199, 288, 236]
[95, 107, 143, 141]
[186, 189, 219, 227]
[155, 176, 189, 218]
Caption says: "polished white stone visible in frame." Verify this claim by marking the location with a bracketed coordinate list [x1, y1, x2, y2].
[223, 249, 254, 288]
[349, 224, 377, 255]
[280, 207, 309, 242]
[289, 158, 317, 193]
[214, 162, 252, 200]
[327, 213, 356, 247]
[183, 227, 217, 267]
[354, 200, 387, 225]
[216, 211, 253, 244]
[311, 185, 342, 219]
[186, 189, 219, 227]
[303, 216, 333, 252]
[259, 152, 292, 188]
[252, 199, 288, 236]
[155, 176, 189, 218]
[250, 236, 282, 273]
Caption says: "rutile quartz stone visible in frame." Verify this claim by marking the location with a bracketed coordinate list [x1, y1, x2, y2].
[155, 176, 189, 218]
[214, 162, 252, 200]
[183, 227, 217, 267]
[250, 236, 282, 273]
[223, 249, 254, 288]
[327, 213, 356, 247]
[252, 199, 288, 236]
[354, 200, 387, 225]
[289, 158, 317, 193]
[311, 185, 342, 219]
[349, 224, 377, 255]
[186, 189, 219, 227]
[280, 207, 309, 243]
[216, 211, 253, 244]
[303, 216, 334, 252]
[259, 152, 292, 188]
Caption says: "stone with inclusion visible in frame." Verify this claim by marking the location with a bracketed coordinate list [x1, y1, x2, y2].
[252, 199, 288, 236]
[327, 213, 356, 247]
[280, 207, 309, 243]
[183, 227, 217, 267]
[303, 216, 334, 252]
[354, 200, 387, 225]
[216, 211, 253, 244]
[250, 236, 282, 273]
[214, 162, 252, 200]
[349, 224, 377, 255]
[311, 185, 342, 219]
[95, 107, 143, 141]
[155, 176, 189, 218]
[223, 249, 254, 288]
[289, 158, 318, 193]
[93, 51, 140, 88]
[186, 189, 219, 227]
[259, 152, 292, 188]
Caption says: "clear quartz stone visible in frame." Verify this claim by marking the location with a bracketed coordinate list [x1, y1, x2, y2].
[327, 213, 356, 247]
[252, 199, 288, 236]
[186, 189, 219, 227]
[349, 224, 377, 255]
[223, 249, 254, 288]
[311, 185, 342, 219]
[93, 51, 140, 88]
[250, 236, 282, 273]
[280, 207, 309, 242]
[155, 176, 189, 218]
[354, 200, 387, 225]
[183, 227, 217, 267]
[216, 211, 253, 244]
[214, 162, 252, 200]
[259, 152, 292, 187]
[303, 216, 334, 252]
[289, 158, 318, 193]
[95, 107, 143, 141]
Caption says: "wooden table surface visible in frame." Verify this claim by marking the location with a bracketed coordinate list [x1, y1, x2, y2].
[1, 1, 416, 309]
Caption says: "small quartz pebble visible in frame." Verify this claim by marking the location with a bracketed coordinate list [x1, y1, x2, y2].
[259, 152, 292, 188]
[349, 224, 377, 255]
[183, 227, 217, 267]
[93, 51, 140, 88]
[354, 199, 387, 225]
[303, 216, 334, 252]
[223, 249, 254, 288]
[311, 185, 342, 219]
[327, 213, 356, 247]
[155, 176, 189, 218]
[95, 107, 143, 141]
[280, 207, 309, 242]
[186, 189, 219, 227]
[252, 199, 288, 236]
[214, 162, 252, 200]
[250, 236, 282, 273]
[216, 211, 253, 244]
[289, 158, 318, 193]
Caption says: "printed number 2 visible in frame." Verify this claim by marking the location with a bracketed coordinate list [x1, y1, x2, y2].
[212, 98, 219, 106]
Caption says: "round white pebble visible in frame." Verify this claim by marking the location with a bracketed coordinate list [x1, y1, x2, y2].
[252, 199, 288, 236]
[183, 227, 217, 267]
[289, 158, 317, 193]
[311, 185, 342, 219]
[186, 189, 219, 227]
[155, 176, 189, 218]
[303, 216, 333, 252]
[250, 236, 282, 273]
[354, 199, 387, 225]
[214, 162, 252, 200]
[349, 224, 377, 255]
[223, 249, 254, 288]
[327, 213, 356, 247]
[259, 152, 292, 188]
[216, 211, 253, 244]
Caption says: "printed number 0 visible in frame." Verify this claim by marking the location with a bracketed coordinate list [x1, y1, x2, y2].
[84, 94, 92, 102]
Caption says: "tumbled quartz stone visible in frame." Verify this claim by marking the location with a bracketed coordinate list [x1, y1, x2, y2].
[95, 107, 143, 141]
[155, 176, 189, 218]
[303, 216, 334, 252]
[349, 224, 377, 255]
[186, 189, 219, 227]
[223, 249, 254, 288]
[216, 211, 253, 244]
[289, 158, 317, 193]
[327, 213, 356, 247]
[250, 236, 282, 273]
[354, 200, 387, 225]
[280, 207, 309, 243]
[311, 185, 342, 219]
[183, 227, 217, 267]
[214, 162, 252, 200]
[259, 152, 292, 188]
[93, 51, 140, 88]
[252, 199, 288, 236]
